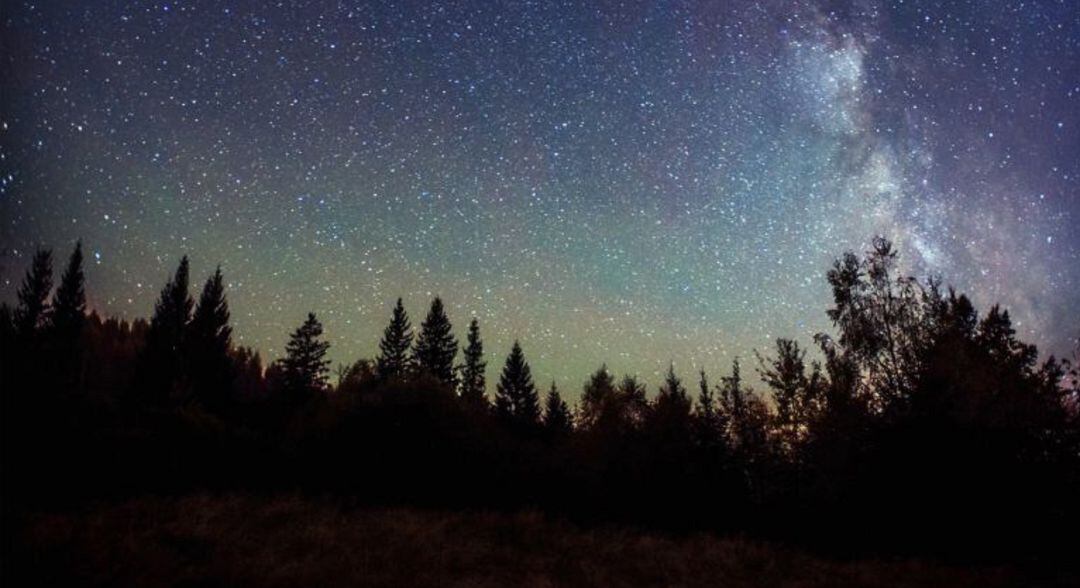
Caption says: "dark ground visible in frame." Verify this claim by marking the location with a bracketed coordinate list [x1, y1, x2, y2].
[3, 493, 1074, 587]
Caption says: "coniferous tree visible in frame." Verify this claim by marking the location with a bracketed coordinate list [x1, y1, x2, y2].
[579, 365, 617, 429]
[376, 298, 412, 382]
[412, 297, 458, 387]
[458, 318, 486, 406]
[543, 381, 573, 438]
[495, 340, 540, 431]
[50, 242, 87, 395]
[187, 267, 234, 413]
[695, 368, 725, 444]
[13, 248, 53, 341]
[51, 241, 86, 345]
[283, 312, 331, 401]
[137, 256, 193, 402]
[651, 362, 693, 436]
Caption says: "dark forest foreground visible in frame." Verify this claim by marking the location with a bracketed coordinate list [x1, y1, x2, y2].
[4, 493, 1071, 588]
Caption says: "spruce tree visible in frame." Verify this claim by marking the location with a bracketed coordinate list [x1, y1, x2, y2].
[543, 381, 573, 438]
[187, 267, 234, 413]
[412, 296, 458, 387]
[51, 241, 86, 343]
[283, 312, 331, 400]
[13, 248, 53, 340]
[458, 318, 486, 405]
[137, 256, 193, 402]
[376, 298, 412, 381]
[652, 362, 692, 431]
[50, 242, 87, 395]
[495, 340, 540, 430]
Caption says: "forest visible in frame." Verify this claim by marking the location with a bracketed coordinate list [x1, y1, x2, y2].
[1, 237, 1078, 565]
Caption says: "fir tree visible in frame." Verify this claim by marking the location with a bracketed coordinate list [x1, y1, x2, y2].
[652, 362, 692, 434]
[137, 256, 193, 402]
[51, 241, 86, 343]
[50, 242, 88, 395]
[495, 340, 540, 430]
[283, 312, 331, 400]
[543, 381, 573, 438]
[458, 317, 486, 406]
[412, 296, 458, 387]
[13, 248, 53, 340]
[376, 298, 412, 381]
[187, 267, 234, 413]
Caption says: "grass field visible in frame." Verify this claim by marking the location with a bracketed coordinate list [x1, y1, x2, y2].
[2, 494, 1071, 587]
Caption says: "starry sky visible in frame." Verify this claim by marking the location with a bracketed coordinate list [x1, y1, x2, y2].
[1, 1, 1078, 393]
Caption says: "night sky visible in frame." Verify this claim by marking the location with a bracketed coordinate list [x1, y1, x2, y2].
[1, 1, 1078, 392]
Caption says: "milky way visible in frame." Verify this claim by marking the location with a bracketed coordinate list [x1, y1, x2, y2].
[1, 1, 1078, 394]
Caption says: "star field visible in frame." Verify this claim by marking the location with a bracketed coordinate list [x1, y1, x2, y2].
[1, 1, 1078, 393]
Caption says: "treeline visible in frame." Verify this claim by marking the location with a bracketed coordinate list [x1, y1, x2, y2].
[1, 238, 1078, 559]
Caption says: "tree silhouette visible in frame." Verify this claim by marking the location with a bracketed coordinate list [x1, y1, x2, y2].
[495, 340, 540, 431]
[458, 318, 486, 406]
[187, 267, 234, 414]
[49, 242, 87, 395]
[13, 248, 53, 341]
[650, 363, 693, 443]
[283, 312, 331, 401]
[376, 298, 412, 382]
[543, 382, 573, 438]
[51, 241, 86, 346]
[412, 297, 458, 388]
[137, 256, 193, 403]
[757, 339, 823, 454]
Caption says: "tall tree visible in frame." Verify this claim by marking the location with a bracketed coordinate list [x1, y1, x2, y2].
[283, 312, 331, 400]
[50, 242, 87, 395]
[458, 317, 486, 406]
[137, 256, 193, 402]
[412, 297, 458, 387]
[13, 248, 53, 341]
[579, 365, 617, 429]
[187, 267, 235, 413]
[543, 382, 573, 438]
[495, 340, 540, 430]
[757, 338, 823, 454]
[376, 298, 412, 382]
[651, 363, 693, 438]
[51, 241, 86, 344]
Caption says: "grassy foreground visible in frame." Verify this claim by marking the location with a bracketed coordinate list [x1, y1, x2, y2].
[1, 494, 1069, 587]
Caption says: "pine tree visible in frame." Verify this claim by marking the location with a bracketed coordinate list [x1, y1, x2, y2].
[495, 340, 540, 430]
[187, 267, 234, 413]
[543, 381, 573, 438]
[652, 362, 692, 434]
[51, 241, 86, 343]
[283, 312, 331, 400]
[412, 296, 458, 387]
[376, 298, 412, 381]
[458, 317, 486, 406]
[137, 256, 194, 402]
[13, 248, 53, 340]
[579, 365, 617, 429]
[50, 242, 87, 395]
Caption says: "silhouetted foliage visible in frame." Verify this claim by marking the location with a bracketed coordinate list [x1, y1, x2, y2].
[412, 297, 458, 388]
[282, 312, 331, 402]
[3, 236, 1078, 563]
[14, 248, 53, 341]
[376, 298, 412, 382]
[543, 382, 573, 439]
[495, 341, 540, 432]
[136, 256, 193, 404]
[186, 267, 235, 416]
[458, 318, 486, 407]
